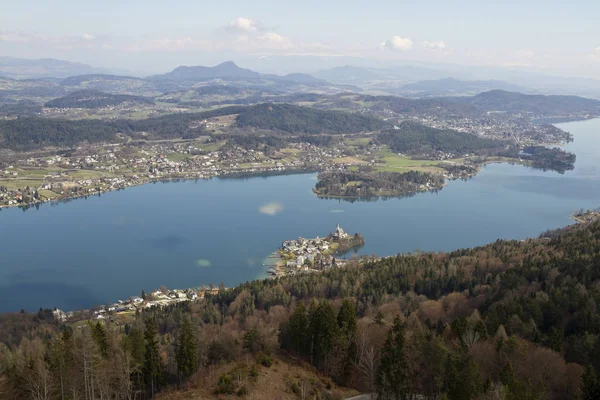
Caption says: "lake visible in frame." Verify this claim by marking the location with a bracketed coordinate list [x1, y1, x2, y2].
[1, 118, 598, 313]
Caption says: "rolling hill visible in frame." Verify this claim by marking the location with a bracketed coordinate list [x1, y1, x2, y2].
[462, 90, 600, 115]
[149, 61, 261, 82]
[398, 77, 527, 95]
[0, 57, 115, 79]
[44, 89, 154, 108]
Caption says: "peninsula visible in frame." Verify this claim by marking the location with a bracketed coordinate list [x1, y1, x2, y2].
[269, 224, 364, 276]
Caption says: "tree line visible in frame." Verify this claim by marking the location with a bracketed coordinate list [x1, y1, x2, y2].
[45, 90, 153, 109]
[376, 121, 508, 157]
[2, 221, 600, 398]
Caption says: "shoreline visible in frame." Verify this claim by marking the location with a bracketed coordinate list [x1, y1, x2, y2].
[0, 165, 316, 211]
[0, 153, 563, 211]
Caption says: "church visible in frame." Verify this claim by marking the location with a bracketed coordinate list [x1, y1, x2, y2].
[332, 223, 349, 240]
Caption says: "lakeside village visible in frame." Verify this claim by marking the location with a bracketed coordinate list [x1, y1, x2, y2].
[0, 137, 480, 210]
[52, 286, 221, 323]
[268, 223, 365, 277]
[572, 209, 600, 224]
[52, 224, 365, 323]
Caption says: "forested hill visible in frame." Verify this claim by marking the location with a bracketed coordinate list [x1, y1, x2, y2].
[0, 103, 383, 150]
[460, 90, 600, 115]
[376, 120, 508, 156]
[235, 103, 389, 134]
[2, 220, 600, 399]
[0, 106, 245, 150]
[45, 89, 154, 108]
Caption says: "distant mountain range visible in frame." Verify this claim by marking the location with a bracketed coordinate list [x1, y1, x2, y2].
[148, 61, 261, 81]
[148, 61, 331, 87]
[396, 77, 528, 96]
[0, 57, 122, 79]
[457, 90, 600, 115]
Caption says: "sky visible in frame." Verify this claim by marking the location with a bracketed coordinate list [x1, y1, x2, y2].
[1, 0, 599, 78]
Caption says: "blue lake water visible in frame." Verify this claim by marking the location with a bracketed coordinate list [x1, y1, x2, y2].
[0, 118, 599, 312]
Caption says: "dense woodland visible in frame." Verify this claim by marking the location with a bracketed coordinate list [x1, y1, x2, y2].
[45, 90, 153, 109]
[0, 107, 245, 150]
[518, 146, 576, 173]
[460, 90, 600, 115]
[0, 103, 385, 150]
[235, 103, 388, 134]
[2, 220, 600, 399]
[376, 121, 508, 157]
[314, 169, 444, 198]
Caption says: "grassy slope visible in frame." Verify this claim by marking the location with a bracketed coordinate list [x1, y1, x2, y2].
[156, 354, 358, 400]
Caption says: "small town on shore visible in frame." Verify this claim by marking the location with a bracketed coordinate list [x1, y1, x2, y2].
[268, 223, 365, 277]
[51, 224, 365, 324]
[572, 209, 600, 224]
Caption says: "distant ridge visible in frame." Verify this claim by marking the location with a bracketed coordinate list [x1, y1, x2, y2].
[149, 61, 261, 81]
[399, 77, 527, 95]
[462, 90, 600, 114]
[44, 89, 153, 108]
[0, 56, 116, 79]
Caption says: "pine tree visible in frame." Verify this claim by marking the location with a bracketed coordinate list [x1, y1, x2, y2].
[337, 299, 357, 340]
[582, 366, 600, 400]
[176, 317, 198, 380]
[308, 301, 338, 371]
[376, 316, 409, 400]
[90, 321, 109, 358]
[287, 303, 309, 355]
[337, 299, 358, 384]
[143, 318, 162, 396]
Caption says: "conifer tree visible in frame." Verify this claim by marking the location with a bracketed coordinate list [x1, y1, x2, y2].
[376, 316, 409, 400]
[143, 318, 162, 396]
[176, 317, 198, 380]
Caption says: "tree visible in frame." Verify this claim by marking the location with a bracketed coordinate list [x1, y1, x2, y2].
[356, 331, 378, 399]
[286, 303, 309, 355]
[337, 299, 358, 384]
[444, 354, 482, 400]
[582, 366, 600, 400]
[337, 300, 357, 340]
[176, 317, 198, 380]
[376, 316, 410, 400]
[90, 321, 109, 358]
[143, 318, 162, 396]
[308, 301, 339, 372]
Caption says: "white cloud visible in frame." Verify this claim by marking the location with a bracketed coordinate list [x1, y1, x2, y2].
[258, 32, 294, 49]
[381, 36, 413, 51]
[82, 33, 95, 41]
[259, 202, 284, 216]
[227, 17, 259, 33]
[422, 40, 446, 50]
[591, 46, 600, 61]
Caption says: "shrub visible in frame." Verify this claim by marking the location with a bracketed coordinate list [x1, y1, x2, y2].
[216, 374, 235, 394]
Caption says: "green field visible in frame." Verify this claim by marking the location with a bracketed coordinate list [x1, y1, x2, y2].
[166, 153, 189, 162]
[196, 140, 226, 152]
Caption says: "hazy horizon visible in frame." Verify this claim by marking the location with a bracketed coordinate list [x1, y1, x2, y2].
[1, 0, 599, 79]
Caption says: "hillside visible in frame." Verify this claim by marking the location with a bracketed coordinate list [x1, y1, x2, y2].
[150, 61, 261, 82]
[0, 106, 245, 150]
[0, 56, 114, 79]
[155, 355, 357, 400]
[462, 90, 600, 115]
[376, 120, 507, 156]
[2, 219, 600, 399]
[45, 89, 154, 108]
[235, 103, 388, 134]
[399, 77, 527, 95]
